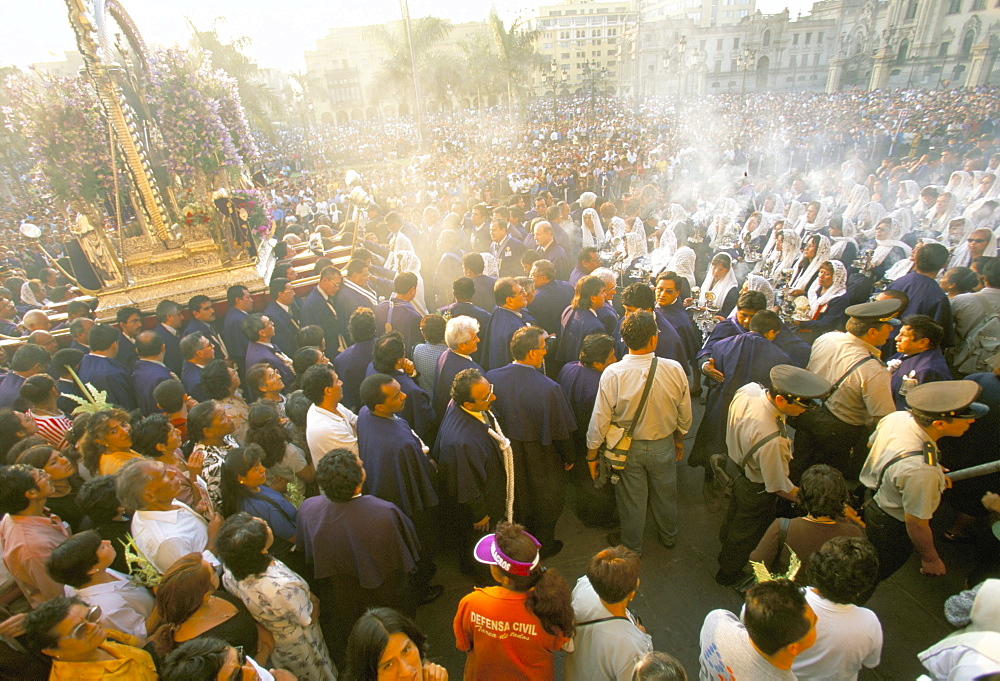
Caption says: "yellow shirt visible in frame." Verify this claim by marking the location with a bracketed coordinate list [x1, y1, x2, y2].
[49, 640, 157, 681]
[98, 451, 143, 477]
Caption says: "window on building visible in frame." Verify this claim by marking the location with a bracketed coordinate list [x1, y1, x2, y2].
[608, 48, 617, 56]
[805, 32, 812, 45]
[560, 31, 570, 39]
[598, 7, 608, 13]
[730, 59, 737, 70]
[717, 38, 724, 50]
[896, 39, 909, 63]
[733, 37, 740, 49]
[939, 41, 950, 56]
[739, 9, 749, 17]
[961, 30, 976, 56]
[577, 30, 586, 38]
[905, 1, 918, 19]
[948, 0, 961, 12]
[789, 55, 797, 68]
[592, 29, 602, 37]
[762, 30, 771, 47]
[813, 53, 820, 66]
[565, 9, 577, 15]
[972, 0, 985, 8]
[561, 53, 571, 59]
[818, 32, 824, 43]
[715, 59, 723, 72]
[594, 51, 602, 56]
[608, 28, 617, 36]
[792, 34, 799, 45]
[577, 51, 586, 58]
[543, 43, 553, 49]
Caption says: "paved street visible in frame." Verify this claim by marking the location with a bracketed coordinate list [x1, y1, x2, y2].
[415, 400, 987, 679]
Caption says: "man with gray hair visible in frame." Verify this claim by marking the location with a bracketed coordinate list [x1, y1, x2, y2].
[433, 315, 482, 418]
[591, 266, 620, 334]
[119, 459, 222, 573]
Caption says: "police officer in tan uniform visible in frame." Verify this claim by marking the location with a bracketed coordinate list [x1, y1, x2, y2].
[715, 364, 832, 586]
[861, 380, 988, 583]
[791, 299, 900, 482]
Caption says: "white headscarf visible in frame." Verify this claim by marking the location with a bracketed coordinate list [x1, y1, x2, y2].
[654, 220, 678, 260]
[949, 228, 998, 269]
[860, 201, 888, 233]
[480, 252, 500, 278]
[790, 234, 832, 291]
[926, 192, 958, 236]
[607, 216, 627, 240]
[581, 208, 605, 248]
[872, 217, 912, 266]
[742, 273, 776, 309]
[896, 180, 921, 210]
[785, 200, 804, 228]
[668, 246, 697, 290]
[699, 252, 739, 309]
[830, 218, 859, 262]
[807, 260, 848, 318]
[946, 171, 974, 205]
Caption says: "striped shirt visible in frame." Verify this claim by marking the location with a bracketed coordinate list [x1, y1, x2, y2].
[28, 411, 72, 449]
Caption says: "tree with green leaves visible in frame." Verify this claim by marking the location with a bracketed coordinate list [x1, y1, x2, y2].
[487, 8, 545, 121]
[364, 17, 453, 112]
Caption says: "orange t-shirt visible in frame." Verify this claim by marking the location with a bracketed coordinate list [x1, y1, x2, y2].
[453, 586, 568, 681]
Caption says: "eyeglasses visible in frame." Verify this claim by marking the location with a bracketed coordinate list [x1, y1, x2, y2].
[69, 605, 102, 639]
[227, 646, 249, 681]
[476, 384, 495, 402]
[968, 238, 988, 243]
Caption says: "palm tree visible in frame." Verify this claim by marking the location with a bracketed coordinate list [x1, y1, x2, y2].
[487, 8, 545, 121]
[458, 33, 503, 110]
[364, 17, 452, 112]
[189, 23, 285, 138]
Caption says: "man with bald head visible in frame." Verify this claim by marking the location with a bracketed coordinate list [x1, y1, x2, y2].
[20, 310, 51, 335]
[27, 331, 57, 356]
[534, 221, 570, 281]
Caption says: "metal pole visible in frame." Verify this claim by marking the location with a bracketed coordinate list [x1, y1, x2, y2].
[400, 0, 425, 144]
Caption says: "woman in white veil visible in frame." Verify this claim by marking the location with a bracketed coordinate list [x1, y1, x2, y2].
[698, 252, 740, 316]
[621, 217, 649, 267]
[948, 227, 998, 269]
[895, 180, 921, 211]
[859, 201, 888, 236]
[946, 171, 974, 205]
[868, 217, 912, 276]
[581, 207, 606, 249]
[785, 200, 805, 231]
[667, 246, 697, 292]
[925, 191, 958, 236]
[829, 217, 859, 263]
[789, 234, 832, 294]
[393, 250, 427, 315]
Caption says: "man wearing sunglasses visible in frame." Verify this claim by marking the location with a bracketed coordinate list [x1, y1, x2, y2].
[716, 364, 832, 587]
[22, 597, 157, 679]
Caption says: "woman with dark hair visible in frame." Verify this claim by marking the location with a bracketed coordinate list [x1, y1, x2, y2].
[554, 276, 608, 367]
[556, 333, 618, 527]
[80, 409, 139, 477]
[293, 346, 329, 387]
[131, 413, 208, 510]
[219, 445, 300, 568]
[0, 408, 37, 464]
[200, 360, 248, 444]
[45, 530, 155, 643]
[454, 521, 574, 679]
[16, 445, 83, 531]
[749, 464, 864, 578]
[77, 475, 132, 574]
[796, 260, 851, 342]
[344, 607, 446, 681]
[788, 234, 832, 296]
[247, 362, 287, 416]
[696, 253, 740, 317]
[184, 400, 237, 509]
[216, 513, 336, 680]
[22, 596, 158, 679]
[147, 553, 272, 663]
[244, 401, 315, 496]
[367, 332, 436, 442]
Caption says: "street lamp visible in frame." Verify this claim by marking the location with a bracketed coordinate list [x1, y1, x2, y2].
[548, 61, 560, 131]
[737, 46, 757, 95]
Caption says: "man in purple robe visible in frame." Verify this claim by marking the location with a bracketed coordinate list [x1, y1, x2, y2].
[333, 308, 378, 412]
[615, 283, 687, 365]
[243, 313, 295, 387]
[655, 272, 702, 367]
[433, 369, 507, 581]
[297, 448, 420, 667]
[487, 326, 576, 558]
[480, 277, 530, 371]
[433, 316, 483, 418]
[888, 242, 954, 347]
[888, 315, 952, 410]
[527, 259, 574, 334]
[689, 311, 794, 470]
[364, 332, 437, 443]
[557, 333, 618, 527]
[375, 272, 423, 354]
[358, 373, 442, 606]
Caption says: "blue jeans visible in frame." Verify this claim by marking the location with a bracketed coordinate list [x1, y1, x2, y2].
[614, 437, 677, 554]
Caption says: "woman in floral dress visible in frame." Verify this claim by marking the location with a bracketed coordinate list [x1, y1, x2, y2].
[216, 512, 337, 681]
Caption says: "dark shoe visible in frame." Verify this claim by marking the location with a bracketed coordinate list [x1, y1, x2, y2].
[658, 536, 677, 549]
[606, 530, 622, 547]
[540, 540, 564, 559]
[419, 584, 444, 605]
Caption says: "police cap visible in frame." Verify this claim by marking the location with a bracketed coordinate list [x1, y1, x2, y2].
[906, 380, 990, 420]
[845, 299, 902, 325]
[769, 364, 832, 408]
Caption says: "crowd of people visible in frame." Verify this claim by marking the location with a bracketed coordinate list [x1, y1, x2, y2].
[0, 85, 998, 679]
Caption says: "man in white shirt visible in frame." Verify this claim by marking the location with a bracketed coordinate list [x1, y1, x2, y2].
[564, 546, 652, 681]
[302, 363, 359, 466]
[116, 459, 222, 574]
[699, 579, 817, 681]
[587, 311, 691, 554]
[793, 537, 882, 681]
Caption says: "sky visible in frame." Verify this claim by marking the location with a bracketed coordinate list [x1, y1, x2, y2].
[1, 0, 814, 74]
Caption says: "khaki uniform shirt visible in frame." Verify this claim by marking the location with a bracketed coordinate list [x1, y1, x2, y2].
[726, 383, 795, 494]
[860, 411, 946, 522]
[807, 332, 894, 426]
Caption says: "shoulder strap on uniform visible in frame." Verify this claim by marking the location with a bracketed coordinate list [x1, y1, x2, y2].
[873, 448, 930, 496]
[740, 430, 782, 469]
[831, 355, 878, 393]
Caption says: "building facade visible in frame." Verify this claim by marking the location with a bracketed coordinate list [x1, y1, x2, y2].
[618, 0, 1000, 99]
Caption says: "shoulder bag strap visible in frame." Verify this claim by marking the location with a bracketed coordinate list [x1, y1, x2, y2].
[873, 450, 925, 497]
[740, 430, 782, 469]
[576, 615, 631, 627]
[777, 517, 791, 547]
[626, 357, 658, 437]
[831, 355, 878, 394]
